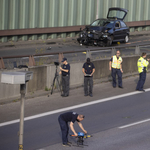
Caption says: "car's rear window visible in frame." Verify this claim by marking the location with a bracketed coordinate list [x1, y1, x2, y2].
[108, 10, 126, 20]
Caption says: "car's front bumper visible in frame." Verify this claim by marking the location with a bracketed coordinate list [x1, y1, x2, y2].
[77, 32, 110, 45]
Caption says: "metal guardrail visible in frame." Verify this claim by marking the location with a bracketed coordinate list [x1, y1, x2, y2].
[0, 43, 150, 69]
[0, 21, 150, 37]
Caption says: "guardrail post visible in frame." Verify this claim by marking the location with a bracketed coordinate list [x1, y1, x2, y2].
[111, 47, 116, 56]
[59, 53, 64, 63]
[29, 56, 35, 67]
[86, 50, 91, 59]
[135, 46, 141, 55]
[0, 57, 5, 69]
[13, 61, 17, 69]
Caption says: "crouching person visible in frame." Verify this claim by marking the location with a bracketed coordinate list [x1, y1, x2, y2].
[58, 112, 87, 147]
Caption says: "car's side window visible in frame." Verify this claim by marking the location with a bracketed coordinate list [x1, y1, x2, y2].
[120, 21, 127, 27]
[115, 21, 120, 28]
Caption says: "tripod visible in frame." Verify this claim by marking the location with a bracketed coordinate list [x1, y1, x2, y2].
[49, 65, 62, 95]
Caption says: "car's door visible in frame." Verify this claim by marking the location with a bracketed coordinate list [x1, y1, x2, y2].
[113, 21, 123, 41]
[120, 21, 128, 39]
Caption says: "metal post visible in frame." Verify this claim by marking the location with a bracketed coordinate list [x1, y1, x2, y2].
[135, 45, 141, 55]
[111, 47, 116, 56]
[19, 83, 26, 150]
[86, 50, 91, 59]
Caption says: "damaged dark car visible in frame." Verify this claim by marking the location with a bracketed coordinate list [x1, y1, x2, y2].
[77, 7, 130, 46]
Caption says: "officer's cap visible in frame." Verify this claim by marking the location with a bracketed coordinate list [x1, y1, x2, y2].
[61, 57, 67, 62]
[87, 58, 90, 63]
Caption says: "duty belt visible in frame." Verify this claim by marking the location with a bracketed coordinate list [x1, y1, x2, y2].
[62, 74, 69, 76]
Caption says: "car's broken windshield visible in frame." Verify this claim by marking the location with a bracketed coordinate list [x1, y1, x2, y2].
[91, 20, 103, 26]
[91, 20, 114, 28]
[104, 21, 114, 28]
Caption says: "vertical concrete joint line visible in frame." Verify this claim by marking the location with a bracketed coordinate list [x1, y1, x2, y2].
[32, 56, 36, 66]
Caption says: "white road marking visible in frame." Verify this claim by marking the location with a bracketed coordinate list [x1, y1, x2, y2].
[119, 118, 150, 129]
[1, 88, 150, 127]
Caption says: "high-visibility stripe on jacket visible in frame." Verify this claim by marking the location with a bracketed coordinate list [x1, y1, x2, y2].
[111, 55, 122, 69]
[137, 57, 149, 73]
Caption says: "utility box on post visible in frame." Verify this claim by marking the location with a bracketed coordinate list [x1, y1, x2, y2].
[1, 71, 33, 150]
[1, 71, 33, 84]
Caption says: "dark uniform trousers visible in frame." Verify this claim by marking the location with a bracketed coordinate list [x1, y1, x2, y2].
[111, 68, 122, 87]
[62, 75, 70, 96]
[136, 72, 146, 90]
[58, 116, 69, 144]
[84, 76, 93, 95]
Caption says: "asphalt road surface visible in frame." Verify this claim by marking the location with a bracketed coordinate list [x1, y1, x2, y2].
[1, 89, 150, 150]
[1, 35, 150, 69]
[1, 35, 150, 57]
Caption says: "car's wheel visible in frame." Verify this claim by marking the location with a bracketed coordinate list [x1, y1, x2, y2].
[124, 35, 129, 43]
[106, 36, 113, 46]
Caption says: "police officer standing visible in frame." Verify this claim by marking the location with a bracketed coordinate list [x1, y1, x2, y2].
[58, 112, 87, 147]
[82, 58, 95, 97]
[59, 58, 70, 97]
[136, 52, 150, 92]
[109, 50, 123, 88]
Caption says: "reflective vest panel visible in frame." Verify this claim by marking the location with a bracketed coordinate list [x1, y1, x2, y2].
[112, 55, 122, 69]
[137, 57, 149, 73]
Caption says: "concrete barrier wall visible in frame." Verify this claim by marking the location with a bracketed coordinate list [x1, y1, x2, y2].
[70, 62, 84, 87]
[28, 66, 47, 92]
[0, 55, 149, 102]
[122, 56, 139, 73]
[93, 58, 110, 79]
[46, 64, 57, 89]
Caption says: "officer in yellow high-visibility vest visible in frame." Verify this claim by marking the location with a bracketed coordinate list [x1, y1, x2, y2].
[136, 53, 150, 92]
[109, 50, 123, 88]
